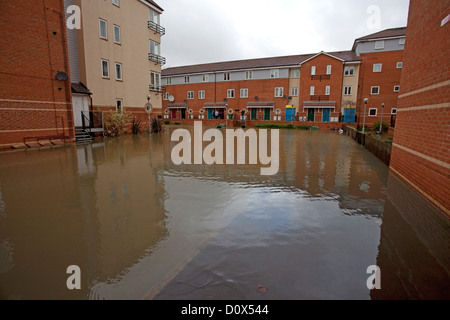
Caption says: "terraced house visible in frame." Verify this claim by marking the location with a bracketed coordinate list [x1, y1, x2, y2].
[161, 27, 406, 128]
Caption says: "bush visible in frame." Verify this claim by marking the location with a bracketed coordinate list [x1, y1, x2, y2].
[131, 117, 142, 135]
[151, 118, 164, 133]
[254, 123, 296, 129]
[104, 111, 132, 137]
[297, 125, 311, 130]
[373, 121, 390, 132]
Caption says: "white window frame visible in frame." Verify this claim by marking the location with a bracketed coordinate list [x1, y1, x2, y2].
[99, 19, 107, 39]
[326, 65, 332, 75]
[227, 89, 235, 99]
[344, 86, 352, 95]
[373, 64, 382, 72]
[371, 86, 380, 95]
[112, 0, 119, 6]
[163, 92, 169, 100]
[344, 66, 354, 76]
[240, 88, 248, 98]
[150, 72, 161, 90]
[275, 87, 284, 98]
[187, 91, 194, 100]
[116, 99, 123, 113]
[166, 77, 172, 85]
[184, 76, 190, 83]
[101, 59, 109, 78]
[198, 90, 205, 100]
[375, 40, 384, 50]
[150, 40, 160, 56]
[369, 108, 378, 117]
[325, 86, 330, 96]
[115, 62, 122, 81]
[113, 25, 121, 44]
[394, 85, 400, 92]
[149, 8, 160, 25]
[223, 73, 230, 81]
[310, 86, 315, 96]
[311, 66, 316, 76]
[391, 108, 397, 115]
[270, 69, 279, 79]
[290, 69, 300, 78]
[245, 71, 253, 80]
[291, 88, 298, 97]
[399, 38, 405, 45]
[202, 74, 209, 82]
[396, 62, 403, 69]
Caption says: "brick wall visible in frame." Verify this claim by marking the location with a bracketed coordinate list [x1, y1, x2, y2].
[390, 0, 450, 216]
[0, 0, 74, 148]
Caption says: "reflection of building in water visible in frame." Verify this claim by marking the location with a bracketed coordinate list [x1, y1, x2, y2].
[371, 174, 450, 299]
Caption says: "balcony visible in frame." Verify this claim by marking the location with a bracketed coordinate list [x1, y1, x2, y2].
[148, 21, 166, 36]
[311, 74, 331, 81]
[310, 95, 330, 101]
[149, 85, 166, 93]
[149, 53, 166, 66]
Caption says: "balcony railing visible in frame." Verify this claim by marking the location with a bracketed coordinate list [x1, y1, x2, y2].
[310, 95, 330, 101]
[149, 53, 166, 66]
[149, 85, 166, 93]
[311, 74, 331, 81]
[148, 21, 166, 36]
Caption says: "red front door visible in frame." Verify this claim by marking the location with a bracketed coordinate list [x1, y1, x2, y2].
[171, 109, 177, 119]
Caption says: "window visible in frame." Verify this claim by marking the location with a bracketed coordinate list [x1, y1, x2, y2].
[310, 86, 315, 96]
[344, 86, 352, 95]
[291, 88, 298, 96]
[202, 74, 209, 82]
[187, 91, 194, 99]
[198, 90, 205, 100]
[166, 77, 172, 85]
[371, 86, 380, 95]
[101, 59, 109, 78]
[373, 63, 382, 72]
[116, 99, 123, 113]
[163, 92, 169, 100]
[325, 86, 330, 96]
[112, 0, 119, 6]
[369, 108, 377, 117]
[399, 38, 405, 45]
[149, 8, 160, 25]
[113, 25, 121, 44]
[394, 85, 400, 92]
[326, 65, 332, 75]
[223, 73, 230, 81]
[375, 40, 384, 50]
[391, 108, 397, 115]
[290, 69, 300, 78]
[227, 89, 235, 98]
[115, 63, 122, 80]
[150, 72, 161, 90]
[150, 40, 160, 56]
[270, 69, 279, 78]
[275, 87, 284, 97]
[245, 71, 253, 80]
[240, 88, 248, 98]
[311, 66, 316, 76]
[99, 19, 107, 39]
[344, 66, 355, 76]
[397, 62, 403, 69]
[184, 76, 190, 83]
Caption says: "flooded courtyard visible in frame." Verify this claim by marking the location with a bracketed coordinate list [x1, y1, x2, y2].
[0, 126, 448, 300]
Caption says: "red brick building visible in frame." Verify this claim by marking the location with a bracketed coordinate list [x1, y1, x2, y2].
[0, 0, 74, 149]
[390, 0, 450, 216]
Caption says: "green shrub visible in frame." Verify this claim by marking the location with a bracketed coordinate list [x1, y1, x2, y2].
[164, 120, 170, 125]
[297, 125, 311, 130]
[372, 121, 390, 132]
[104, 110, 132, 137]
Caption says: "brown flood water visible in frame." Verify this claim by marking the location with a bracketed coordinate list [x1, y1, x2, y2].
[0, 126, 448, 300]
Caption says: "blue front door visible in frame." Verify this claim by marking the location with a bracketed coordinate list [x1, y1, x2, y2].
[322, 108, 331, 122]
[285, 108, 295, 121]
[208, 109, 213, 120]
[344, 108, 356, 122]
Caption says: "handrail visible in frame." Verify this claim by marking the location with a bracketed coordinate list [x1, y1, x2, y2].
[148, 53, 166, 66]
[148, 21, 166, 36]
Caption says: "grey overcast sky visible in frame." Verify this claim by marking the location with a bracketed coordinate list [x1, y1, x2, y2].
[157, 0, 410, 69]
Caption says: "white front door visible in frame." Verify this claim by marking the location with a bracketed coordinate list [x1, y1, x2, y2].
[72, 95, 89, 127]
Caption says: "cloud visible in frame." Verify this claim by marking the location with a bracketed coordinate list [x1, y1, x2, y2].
[157, 0, 410, 68]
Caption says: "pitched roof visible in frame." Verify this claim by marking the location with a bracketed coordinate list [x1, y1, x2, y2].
[144, 0, 164, 12]
[71, 82, 91, 95]
[354, 27, 407, 42]
[162, 51, 360, 77]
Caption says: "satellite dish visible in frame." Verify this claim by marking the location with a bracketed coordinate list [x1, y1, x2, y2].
[145, 104, 152, 114]
[169, 95, 175, 102]
[55, 72, 68, 81]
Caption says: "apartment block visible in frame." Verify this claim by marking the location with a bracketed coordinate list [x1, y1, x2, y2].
[70, 0, 165, 127]
[0, 0, 74, 149]
[390, 0, 450, 216]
